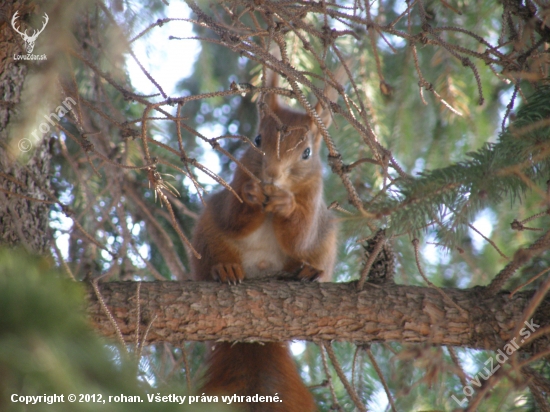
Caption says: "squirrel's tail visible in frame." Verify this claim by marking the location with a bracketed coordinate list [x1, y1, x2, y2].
[200, 342, 316, 412]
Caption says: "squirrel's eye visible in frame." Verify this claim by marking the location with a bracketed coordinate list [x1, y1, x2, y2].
[302, 147, 311, 160]
[254, 134, 261, 147]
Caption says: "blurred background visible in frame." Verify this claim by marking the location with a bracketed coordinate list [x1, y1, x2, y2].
[1, 0, 550, 410]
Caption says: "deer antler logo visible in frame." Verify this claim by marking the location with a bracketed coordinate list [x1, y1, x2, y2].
[11, 11, 49, 54]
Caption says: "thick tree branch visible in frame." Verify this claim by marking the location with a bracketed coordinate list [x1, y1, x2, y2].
[87, 280, 550, 352]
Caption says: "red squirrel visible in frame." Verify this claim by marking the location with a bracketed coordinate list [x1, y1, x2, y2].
[191, 74, 337, 412]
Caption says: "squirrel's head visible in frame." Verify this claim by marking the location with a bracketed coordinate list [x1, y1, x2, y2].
[253, 90, 331, 190]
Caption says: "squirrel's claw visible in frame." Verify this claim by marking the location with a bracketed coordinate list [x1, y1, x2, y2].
[295, 263, 323, 282]
[212, 263, 245, 284]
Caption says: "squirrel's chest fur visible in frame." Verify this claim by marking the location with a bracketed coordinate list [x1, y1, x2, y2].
[235, 217, 287, 277]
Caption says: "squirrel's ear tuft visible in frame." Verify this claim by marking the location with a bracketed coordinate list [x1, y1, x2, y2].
[312, 87, 337, 137]
[262, 68, 281, 112]
[310, 106, 329, 147]
[312, 61, 350, 135]
[314, 99, 333, 131]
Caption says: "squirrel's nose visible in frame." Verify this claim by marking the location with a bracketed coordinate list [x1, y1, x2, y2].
[264, 165, 280, 182]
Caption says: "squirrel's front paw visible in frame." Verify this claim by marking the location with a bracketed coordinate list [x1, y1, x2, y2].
[295, 263, 323, 282]
[263, 184, 296, 217]
[242, 180, 266, 206]
[211, 263, 245, 284]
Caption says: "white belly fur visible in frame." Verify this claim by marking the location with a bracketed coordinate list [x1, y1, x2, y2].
[236, 218, 287, 278]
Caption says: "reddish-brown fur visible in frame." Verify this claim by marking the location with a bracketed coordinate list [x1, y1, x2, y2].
[200, 342, 316, 412]
[191, 86, 337, 412]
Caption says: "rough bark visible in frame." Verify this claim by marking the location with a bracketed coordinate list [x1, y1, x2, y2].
[0, 1, 51, 254]
[87, 280, 550, 352]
